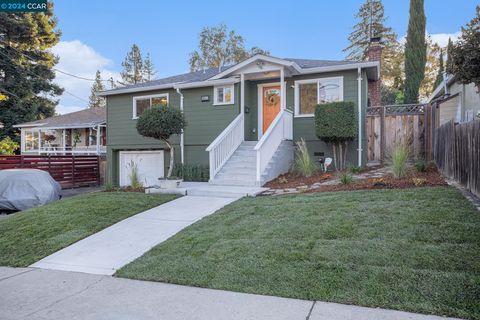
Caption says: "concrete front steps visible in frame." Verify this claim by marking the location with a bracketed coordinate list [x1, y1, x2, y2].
[210, 140, 293, 187]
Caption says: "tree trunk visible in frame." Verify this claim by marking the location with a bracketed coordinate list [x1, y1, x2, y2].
[339, 143, 344, 171]
[332, 144, 338, 172]
[164, 139, 174, 178]
[344, 141, 349, 169]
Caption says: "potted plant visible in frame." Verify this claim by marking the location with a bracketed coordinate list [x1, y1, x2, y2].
[136, 105, 186, 189]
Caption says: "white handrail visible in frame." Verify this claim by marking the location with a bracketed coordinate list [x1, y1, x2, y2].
[254, 110, 293, 183]
[206, 113, 244, 180]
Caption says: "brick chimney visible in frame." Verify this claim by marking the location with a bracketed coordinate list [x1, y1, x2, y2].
[367, 37, 382, 107]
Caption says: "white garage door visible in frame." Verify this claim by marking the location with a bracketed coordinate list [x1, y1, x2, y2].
[119, 151, 164, 187]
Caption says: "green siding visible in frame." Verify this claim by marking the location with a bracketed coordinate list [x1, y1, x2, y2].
[107, 69, 371, 184]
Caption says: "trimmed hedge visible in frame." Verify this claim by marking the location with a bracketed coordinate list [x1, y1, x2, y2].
[314, 101, 357, 143]
[136, 105, 186, 141]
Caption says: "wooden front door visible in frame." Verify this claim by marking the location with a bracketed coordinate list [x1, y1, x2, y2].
[262, 85, 281, 134]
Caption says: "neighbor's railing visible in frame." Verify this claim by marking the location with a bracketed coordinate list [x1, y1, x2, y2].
[254, 109, 293, 183]
[38, 145, 106, 155]
[206, 113, 244, 180]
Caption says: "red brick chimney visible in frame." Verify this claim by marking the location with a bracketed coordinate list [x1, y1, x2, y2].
[367, 37, 382, 107]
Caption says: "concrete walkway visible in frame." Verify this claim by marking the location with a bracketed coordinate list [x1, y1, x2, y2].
[0, 267, 462, 320]
[31, 195, 238, 275]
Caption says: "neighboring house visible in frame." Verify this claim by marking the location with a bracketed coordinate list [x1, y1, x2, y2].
[14, 107, 106, 155]
[429, 74, 480, 126]
[100, 45, 381, 187]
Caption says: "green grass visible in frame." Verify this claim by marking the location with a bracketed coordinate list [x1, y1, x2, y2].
[117, 187, 480, 320]
[0, 192, 178, 267]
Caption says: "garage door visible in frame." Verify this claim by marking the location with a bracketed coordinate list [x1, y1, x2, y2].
[119, 151, 164, 187]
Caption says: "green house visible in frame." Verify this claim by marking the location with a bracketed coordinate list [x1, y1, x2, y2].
[100, 54, 380, 187]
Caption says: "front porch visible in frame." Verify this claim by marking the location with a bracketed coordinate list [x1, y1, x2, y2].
[21, 125, 106, 155]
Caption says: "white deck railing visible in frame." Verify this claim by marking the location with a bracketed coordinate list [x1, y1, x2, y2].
[38, 145, 106, 155]
[206, 113, 244, 180]
[254, 110, 293, 183]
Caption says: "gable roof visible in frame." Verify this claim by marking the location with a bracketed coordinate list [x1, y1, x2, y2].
[14, 107, 106, 129]
[99, 55, 379, 96]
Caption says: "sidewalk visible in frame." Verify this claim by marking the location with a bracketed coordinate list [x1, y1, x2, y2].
[0, 267, 462, 320]
[31, 195, 238, 275]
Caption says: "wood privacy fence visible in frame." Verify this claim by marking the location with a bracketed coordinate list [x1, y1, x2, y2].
[434, 120, 480, 197]
[0, 155, 100, 189]
[367, 104, 434, 162]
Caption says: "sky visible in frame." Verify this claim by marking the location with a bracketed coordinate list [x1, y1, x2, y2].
[51, 0, 478, 114]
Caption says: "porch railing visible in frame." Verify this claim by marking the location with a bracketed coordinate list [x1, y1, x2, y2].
[206, 113, 244, 180]
[254, 109, 293, 183]
[37, 145, 106, 155]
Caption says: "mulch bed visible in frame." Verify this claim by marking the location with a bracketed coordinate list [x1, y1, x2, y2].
[264, 171, 335, 189]
[307, 168, 447, 193]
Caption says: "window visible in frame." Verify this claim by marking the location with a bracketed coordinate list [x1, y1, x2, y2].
[133, 94, 169, 118]
[24, 130, 40, 151]
[214, 85, 234, 105]
[295, 76, 343, 116]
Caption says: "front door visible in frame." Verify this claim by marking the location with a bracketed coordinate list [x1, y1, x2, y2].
[262, 85, 281, 134]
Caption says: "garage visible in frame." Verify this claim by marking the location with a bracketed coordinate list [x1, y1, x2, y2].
[119, 150, 164, 187]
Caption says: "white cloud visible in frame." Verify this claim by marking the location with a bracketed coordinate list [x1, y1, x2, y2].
[399, 31, 461, 47]
[56, 104, 86, 115]
[51, 40, 121, 113]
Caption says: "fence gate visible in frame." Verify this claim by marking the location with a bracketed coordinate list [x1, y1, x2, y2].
[366, 104, 433, 163]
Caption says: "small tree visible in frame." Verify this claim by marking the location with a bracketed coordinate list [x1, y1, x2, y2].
[136, 106, 186, 178]
[450, 6, 480, 92]
[315, 102, 357, 171]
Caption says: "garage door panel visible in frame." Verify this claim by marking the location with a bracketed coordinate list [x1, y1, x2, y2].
[119, 151, 164, 187]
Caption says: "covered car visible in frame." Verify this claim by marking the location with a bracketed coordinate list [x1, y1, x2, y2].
[0, 169, 61, 211]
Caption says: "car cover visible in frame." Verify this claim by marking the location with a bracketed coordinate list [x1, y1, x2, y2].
[0, 169, 61, 211]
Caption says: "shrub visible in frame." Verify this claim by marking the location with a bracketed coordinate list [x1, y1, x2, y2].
[315, 101, 357, 170]
[173, 163, 209, 182]
[127, 160, 143, 189]
[388, 142, 410, 179]
[347, 164, 361, 174]
[415, 159, 427, 172]
[136, 105, 186, 178]
[294, 138, 318, 177]
[412, 177, 427, 186]
[0, 137, 19, 155]
[339, 171, 353, 185]
[104, 181, 115, 191]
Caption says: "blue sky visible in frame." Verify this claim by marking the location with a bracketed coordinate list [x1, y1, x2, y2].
[52, 0, 478, 114]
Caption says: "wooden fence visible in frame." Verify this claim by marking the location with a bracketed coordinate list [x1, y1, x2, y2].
[0, 155, 100, 189]
[367, 104, 434, 162]
[434, 120, 480, 197]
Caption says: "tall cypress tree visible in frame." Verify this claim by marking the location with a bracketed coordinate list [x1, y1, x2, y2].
[120, 44, 144, 85]
[433, 50, 444, 89]
[88, 70, 106, 108]
[343, 0, 397, 61]
[143, 53, 156, 81]
[404, 0, 427, 103]
[0, 3, 63, 141]
[445, 37, 454, 74]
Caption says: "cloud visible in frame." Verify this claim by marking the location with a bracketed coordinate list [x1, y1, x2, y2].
[399, 31, 461, 47]
[51, 40, 121, 113]
[55, 104, 86, 115]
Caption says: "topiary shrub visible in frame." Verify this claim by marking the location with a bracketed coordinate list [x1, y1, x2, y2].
[136, 105, 186, 178]
[315, 101, 357, 170]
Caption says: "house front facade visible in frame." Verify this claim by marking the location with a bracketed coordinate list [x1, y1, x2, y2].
[14, 107, 107, 156]
[101, 53, 380, 187]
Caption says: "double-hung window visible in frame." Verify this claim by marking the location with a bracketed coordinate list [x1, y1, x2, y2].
[213, 85, 234, 105]
[133, 93, 169, 119]
[294, 76, 343, 117]
[24, 130, 40, 151]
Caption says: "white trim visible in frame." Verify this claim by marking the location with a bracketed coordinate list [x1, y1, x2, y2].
[213, 84, 235, 106]
[257, 82, 282, 139]
[299, 61, 380, 79]
[99, 83, 177, 96]
[174, 78, 239, 89]
[176, 88, 185, 165]
[209, 54, 301, 80]
[13, 123, 46, 128]
[294, 76, 344, 117]
[132, 93, 169, 119]
[357, 67, 363, 167]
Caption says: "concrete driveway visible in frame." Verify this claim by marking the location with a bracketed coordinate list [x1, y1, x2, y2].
[31, 195, 238, 275]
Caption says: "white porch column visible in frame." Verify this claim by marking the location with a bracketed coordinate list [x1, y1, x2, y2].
[240, 73, 245, 139]
[62, 129, 66, 155]
[20, 129, 25, 153]
[280, 67, 285, 110]
[96, 125, 101, 155]
[357, 67, 363, 167]
[38, 129, 42, 154]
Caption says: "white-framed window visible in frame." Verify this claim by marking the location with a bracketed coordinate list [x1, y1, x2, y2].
[132, 93, 169, 119]
[213, 85, 234, 105]
[24, 129, 40, 151]
[294, 76, 344, 117]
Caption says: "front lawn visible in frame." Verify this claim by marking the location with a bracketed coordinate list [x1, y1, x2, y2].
[117, 187, 480, 320]
[0, 192, 178, 267]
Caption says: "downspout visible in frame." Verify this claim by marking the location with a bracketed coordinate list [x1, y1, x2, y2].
[176, 88, 185, 164]
[357, 67, 363, 167]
